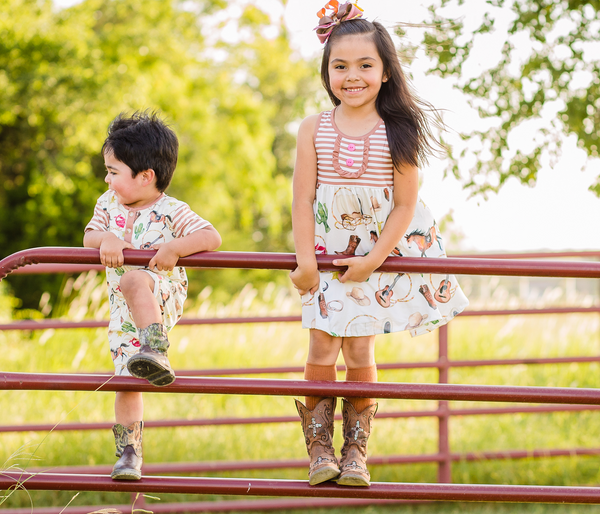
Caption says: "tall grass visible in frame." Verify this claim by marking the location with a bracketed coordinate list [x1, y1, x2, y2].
[1, 271, 599, 512]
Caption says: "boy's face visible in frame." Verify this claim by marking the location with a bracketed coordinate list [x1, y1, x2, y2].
[104, 152, 154, 208]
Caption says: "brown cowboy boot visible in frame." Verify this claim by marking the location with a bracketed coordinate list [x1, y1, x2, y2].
[338, 399, 377, 486]
[335, 235, 361, 255]
[127, 323, 175, 386]
[295, 397, 340, 485]
[111, 421, 143, 480]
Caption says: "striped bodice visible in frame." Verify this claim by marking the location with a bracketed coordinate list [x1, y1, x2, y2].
[314, 109, 394, 187]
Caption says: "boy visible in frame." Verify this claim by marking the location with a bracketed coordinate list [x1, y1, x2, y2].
[84, 111, 221, 480]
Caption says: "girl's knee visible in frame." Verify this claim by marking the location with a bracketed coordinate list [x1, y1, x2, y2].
[308, 330, 342, 364]
[342, 336, 375, 368]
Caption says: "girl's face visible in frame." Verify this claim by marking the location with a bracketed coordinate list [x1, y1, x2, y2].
[327, 34, 386, 110]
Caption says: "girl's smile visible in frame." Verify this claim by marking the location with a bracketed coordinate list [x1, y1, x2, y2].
[327, 35, 386, 110]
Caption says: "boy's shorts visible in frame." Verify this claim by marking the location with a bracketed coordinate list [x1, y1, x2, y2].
[108, 270, 187, 376]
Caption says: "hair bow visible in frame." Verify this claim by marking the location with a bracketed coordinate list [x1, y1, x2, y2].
[315, 1, 364, 44]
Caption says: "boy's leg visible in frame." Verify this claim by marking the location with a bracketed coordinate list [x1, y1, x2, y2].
[338, 336, 378, 487]
[120, 270, 175, 386]
[119, 270, 161, 328]
[115, 391, 143, 426]
[111, 392, 144, 481]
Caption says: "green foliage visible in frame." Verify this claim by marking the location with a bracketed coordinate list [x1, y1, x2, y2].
[0, 0, 320, 309]
[420, 0, 600, 197]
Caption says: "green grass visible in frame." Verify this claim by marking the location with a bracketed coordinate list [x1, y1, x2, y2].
[1, 277, 600, 513]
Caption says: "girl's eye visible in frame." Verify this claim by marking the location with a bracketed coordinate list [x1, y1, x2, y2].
[361, 63, 372, 68]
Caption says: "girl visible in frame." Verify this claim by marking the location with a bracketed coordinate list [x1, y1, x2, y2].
[289, 1, 469, 487]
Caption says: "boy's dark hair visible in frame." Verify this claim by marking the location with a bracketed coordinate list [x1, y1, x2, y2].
[102, 110, 179, 192]
[321, 19, 443, 171]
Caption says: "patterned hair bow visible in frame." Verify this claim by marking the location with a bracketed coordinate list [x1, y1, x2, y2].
[315, 1, 364, 44]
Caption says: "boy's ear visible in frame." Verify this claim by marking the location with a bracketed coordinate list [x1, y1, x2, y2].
[141, 169, 156, 185]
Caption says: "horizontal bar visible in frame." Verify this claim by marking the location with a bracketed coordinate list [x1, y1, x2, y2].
[2, 248, 600, 281]
[10, 263, 106, 275]
[3, 353, 599, 385]
[3, 373, 600, 404]
[5, 404, 600, 434]
[2, 306, 599, 331]
[176, 354, 600, 375]
[3, 472, 600, 502]
[22, 448, 600, 477]
[9, 250, 599, 276]
[22, 447, 600, 476]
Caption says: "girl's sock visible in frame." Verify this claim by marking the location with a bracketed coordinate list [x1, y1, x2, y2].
[304, 362, 338, 410]
[345, 364, 378, 413]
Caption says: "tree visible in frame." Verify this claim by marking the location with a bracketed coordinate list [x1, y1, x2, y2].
[421, 0, 600, 197]
[0, 0, 319, 309]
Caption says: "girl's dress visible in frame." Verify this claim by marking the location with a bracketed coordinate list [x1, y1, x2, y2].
[302, 108, 469, 337]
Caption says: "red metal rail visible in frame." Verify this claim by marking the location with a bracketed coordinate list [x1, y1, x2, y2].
[2, 306, 598, 331]
[2, 472, 600, 503]
[8, 249, 600, 276]
[4, 403, 600, 434]
[2, 248, 600, 510]
[20, 446, 600, 476]
[4, 372, 600, 404]
[2, 247, 600, 280]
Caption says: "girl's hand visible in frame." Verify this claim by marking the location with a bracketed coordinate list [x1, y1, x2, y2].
[99, 235, 134, 268]
[289, 266, 320, 296]
[332, 256, 377, 284]
[148, 242, 180, 271]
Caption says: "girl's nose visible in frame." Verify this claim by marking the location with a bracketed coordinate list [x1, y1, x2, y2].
[105, 174, 110, 184]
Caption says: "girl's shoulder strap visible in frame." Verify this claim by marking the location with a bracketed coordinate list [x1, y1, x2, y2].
[313, 109, 336, 143]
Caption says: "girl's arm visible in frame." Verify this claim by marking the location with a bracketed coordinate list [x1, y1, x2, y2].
[334, 164, 419, 283]
[289, 114, 320, 295]
[148, 226, 222, 271]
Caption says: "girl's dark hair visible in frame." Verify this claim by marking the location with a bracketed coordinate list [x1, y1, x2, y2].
[321, 19, 443, 170]
[102, 110, 178, 192]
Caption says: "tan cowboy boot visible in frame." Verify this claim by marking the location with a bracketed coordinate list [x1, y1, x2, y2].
[295, 397, 340, 485]
[111, 421, 143, 480]
[127, 323, 175, 386]
[338, 399, 377, 486]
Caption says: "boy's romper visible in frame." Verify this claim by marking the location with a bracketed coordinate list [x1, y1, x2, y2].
[301, 108, 469, 337]
[85, 190, 212, 375]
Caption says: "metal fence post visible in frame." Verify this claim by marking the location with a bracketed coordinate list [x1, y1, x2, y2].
[437, 323, 451, 483]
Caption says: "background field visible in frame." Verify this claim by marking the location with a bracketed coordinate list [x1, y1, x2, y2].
[1, 271, 600, 513]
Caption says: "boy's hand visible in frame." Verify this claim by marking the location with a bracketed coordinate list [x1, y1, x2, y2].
[289, 266, 320, 296]
[99, 234, 134, 268]
[148, 242, 180, 271]
[332, 256, 377, 284]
